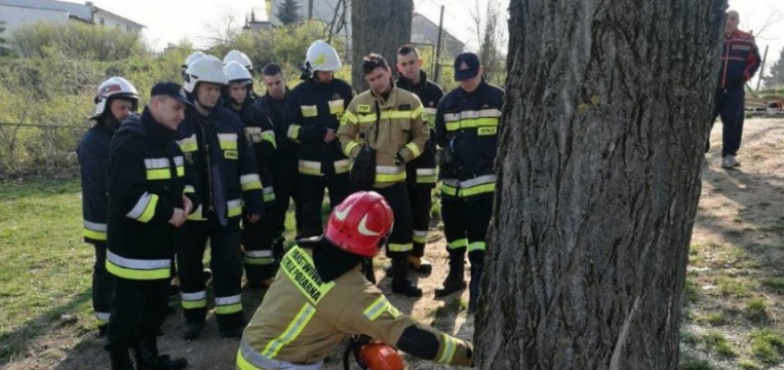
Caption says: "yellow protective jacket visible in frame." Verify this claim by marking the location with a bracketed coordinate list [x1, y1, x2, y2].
[238, 245, 473, 368]
[337, 85, 430, 189]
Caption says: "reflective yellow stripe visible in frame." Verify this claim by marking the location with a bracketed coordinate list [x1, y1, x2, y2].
[181, 291, 207, 309]
[388, 243, 413, 252]
[83, 228, 107, 241]
[363, 296, 391, 321]
[356, 110, 415, 124]
[329, 99, 345, 115]
[461, 182, 495, 197]
[447, 238, 468, 250]
[405, 142, 421, 158]
[95, 311, 110, 324]
[298, 160, 322, 176]
[228, 199, 242, 218]
[438, 334, 457, 363]
[218, 133, 238, 150]
[187, 204, 207, 221]
[413, 230, 428, 244]
[236, 347, 266, 370]
[287, 124, 302, 141]
[177, 134, 198, 153]
[300, 105, 318, 118]
[183, 185, 195, 194]
[468, 241, 486, 252]
[262, 131, 276, 149]
[334, 159, 350, 174]
[341, 110, 358, 125]
[241, 174, 263, 191]
[376, 172, 407, 182]
[261, 303, 316, 358]
[215, 295, 243, 315]
[263, 187, 275, 203]
[126, 192, 159, 223]
[344, 140, 360, 157]
[281, 247, 336, 304]
[105, 252, 170, 281]
[440, 182, 458, 197]
[445, 117, 499, 132]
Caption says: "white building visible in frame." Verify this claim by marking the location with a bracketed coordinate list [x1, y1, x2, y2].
[0, 0, 144, 35]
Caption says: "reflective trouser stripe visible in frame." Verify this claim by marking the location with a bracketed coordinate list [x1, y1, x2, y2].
[181, 291, 207, 309]
[263, 186, 275, 202]
[261, 304, 316, 357]
[468, 241, 486, 252]
[95, 311, 110, 324]
[447, 238, 468, 250]
[215, 294, 242, 315]
[416, 168, 437, 184]
[244, 250, 274, 265]
[105, 251, 170, 280]
[413, 230, 428, 244]
[83, 220, 107, 241]
[228, 199, 242, 218]
[438, 334, 458, 363]
[388, 243, 413, 252]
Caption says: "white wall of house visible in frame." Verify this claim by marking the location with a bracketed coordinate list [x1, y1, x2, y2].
[0, 5, 69, 35]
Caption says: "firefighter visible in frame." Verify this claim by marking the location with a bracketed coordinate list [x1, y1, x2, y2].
[182, 51, 205, 79]
[709, 10, 761, 168]
[283, 40, 354, 238]
[434, 52, 504, 312]
[176, 55, 266, 339]
[77, 76, 138, 336]
[237, 191, 474, 370]
[224, 49, 253, 72]
[223, 61, 278, 288]
[338, 53, 429, 297]
[104, 82, 194, 370]
[395, 44, 445, 275]
[257, 63, 301, 254]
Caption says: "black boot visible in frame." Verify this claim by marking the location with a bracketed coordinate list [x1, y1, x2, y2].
[391, 258, 422, 297]
[181, 321, 205, 340]
[108, 347, 135, 370]
[434, 252, 466, 298]
[134, 337, 188, 370]
[468, 251, 485, 313]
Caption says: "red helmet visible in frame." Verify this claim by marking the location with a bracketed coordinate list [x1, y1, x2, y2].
[359, 343, 405, 370]
[325, 191, 394, 257]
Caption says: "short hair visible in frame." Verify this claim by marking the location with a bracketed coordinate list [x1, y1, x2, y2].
[361, 53, 389, 75]
[727, 10, 740, 19]
[261, 63, 283, 77]
[397, 44, 419, 58]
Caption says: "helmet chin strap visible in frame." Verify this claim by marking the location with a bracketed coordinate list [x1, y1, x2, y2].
[194, 88, 219, 114]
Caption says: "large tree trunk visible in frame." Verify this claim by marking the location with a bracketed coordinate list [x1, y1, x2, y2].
[475, 0, 726, 369]
[350, 0, 412, 91]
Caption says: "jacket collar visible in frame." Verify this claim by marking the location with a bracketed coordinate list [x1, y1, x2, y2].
[396, 70, 428, 90]
[369, 80, 400, 109]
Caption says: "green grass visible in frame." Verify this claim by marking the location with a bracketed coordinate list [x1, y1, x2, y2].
[695, 311, 728, 327]
[703, 331, 736, 358]
[750, 329, 784, 365]
[744, 297, 768, 322]
[762, 277, 784, 293]
[737, 358, 761, 370]
[716, 277, 751, 298]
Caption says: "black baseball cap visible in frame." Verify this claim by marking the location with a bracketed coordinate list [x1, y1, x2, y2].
[150, 81, 191, 106]
[454, 52, 481, 81]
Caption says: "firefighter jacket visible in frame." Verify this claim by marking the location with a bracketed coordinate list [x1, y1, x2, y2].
[256, 89, 294, 158]
[106, 108, 199, 281]
[237, 244, 474, 368]
[77, 120, 118, 244]
[338, 84, 430, 189]
[176, 105, 264, 225]
[396, 70, 444, 187]
[718, 30, 761, 90]
[435, 80, 505, 201]
[225, 101, 277, 205]
[282, 78, 354, 177]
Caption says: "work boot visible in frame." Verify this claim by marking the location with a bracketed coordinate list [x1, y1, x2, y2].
[722, 155, 740, 169]
[134, 338, 188, 370]
[434, 253, 466, 298]
[181, 321, 205, 340]
[98, 324, 108, 337]
[408, 255, 433, 275]
[109, 347, 135, 370]
[468, 251, 485, 313]
[391, 258, 422, 297]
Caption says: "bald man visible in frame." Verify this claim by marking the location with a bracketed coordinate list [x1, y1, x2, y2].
[709, 10, 760, 169]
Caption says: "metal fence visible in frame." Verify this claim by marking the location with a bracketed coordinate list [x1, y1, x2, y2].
[0, 122, 89, 178]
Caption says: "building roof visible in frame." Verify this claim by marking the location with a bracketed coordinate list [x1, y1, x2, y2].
[0, 0, 144, 28]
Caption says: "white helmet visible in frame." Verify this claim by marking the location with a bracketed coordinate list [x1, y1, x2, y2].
[305, 40, 341, 73]
[182, 51, 205, 76]
[89, 77, 138, 120]
[224, 61, 252, 84]
[184, 55, 228, 94]
[223, 50, 253, 71]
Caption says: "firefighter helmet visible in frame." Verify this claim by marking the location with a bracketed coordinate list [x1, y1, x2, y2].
[359, 343, 405, 370]
[325, 191, 393, 258]
[183, 55, 228, 94]
[89, 77, 138, 120]
[182, 51, 205, 77]
[224, 61, 253, 85]
[305, 40, 342, 73]
[223, 49, 253, 71]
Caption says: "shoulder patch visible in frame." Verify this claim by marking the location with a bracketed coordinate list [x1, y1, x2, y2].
[358, 104, 372, 113]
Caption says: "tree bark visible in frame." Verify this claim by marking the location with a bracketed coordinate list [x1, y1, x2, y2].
[350, 0, 413, 91]
[475, 0, 726, 369]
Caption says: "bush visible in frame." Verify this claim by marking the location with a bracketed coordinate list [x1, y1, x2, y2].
[11, 22, 146, 61]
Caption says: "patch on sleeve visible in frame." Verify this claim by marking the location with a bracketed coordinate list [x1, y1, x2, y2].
[358, 104, 372, 113]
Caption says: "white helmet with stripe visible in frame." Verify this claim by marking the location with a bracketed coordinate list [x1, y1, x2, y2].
[305, 40, 341, 73]
[89, 77, 138, 120]
[184, 55, 228, 94]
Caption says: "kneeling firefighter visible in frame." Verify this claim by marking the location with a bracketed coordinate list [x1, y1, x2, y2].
[237, 191, 474, 370]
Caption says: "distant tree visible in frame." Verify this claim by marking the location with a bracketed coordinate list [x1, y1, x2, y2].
[765, 46, 784, 89]
[277, 0, 302, 25]
[0, 21, 7, 45]
[351, 0, 413, 91]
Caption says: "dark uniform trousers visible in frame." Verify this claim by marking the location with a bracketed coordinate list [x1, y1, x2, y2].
[407, 186, 432, 258]
[710, 87, 745, 157]
[242, 203, 276, 282]
[272, 156, 301, 249]
[372, 182, 414, 260]
[178, 218, 245, 331]
[92, 242, 113, 325]
[441, 197, 493, 264]
[106, 277, 170, 350]
[298, 173, 350, 238]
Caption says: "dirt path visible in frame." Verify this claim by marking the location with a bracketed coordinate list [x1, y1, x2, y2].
[5, 119, 783, 369]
